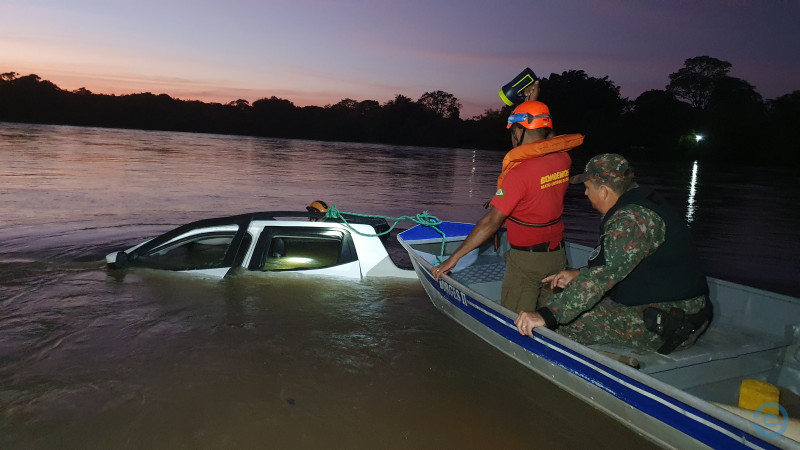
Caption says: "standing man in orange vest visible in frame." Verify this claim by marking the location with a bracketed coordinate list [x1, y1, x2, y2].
[432, 84, 583, 312]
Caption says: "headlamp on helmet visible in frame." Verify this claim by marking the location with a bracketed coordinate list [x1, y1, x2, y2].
[506, 101, 553, 130]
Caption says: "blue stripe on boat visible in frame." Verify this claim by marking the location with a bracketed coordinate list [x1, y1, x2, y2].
[421, 267, 778, 449]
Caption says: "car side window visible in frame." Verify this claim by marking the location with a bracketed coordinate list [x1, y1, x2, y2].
[138, 232, 237, 271]
[261, 233, 344, 271]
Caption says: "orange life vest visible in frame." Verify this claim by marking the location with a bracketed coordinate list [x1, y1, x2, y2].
[496, 134, 585, 190]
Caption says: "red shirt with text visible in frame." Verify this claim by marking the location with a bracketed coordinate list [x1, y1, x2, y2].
[490, 152, 571, 247]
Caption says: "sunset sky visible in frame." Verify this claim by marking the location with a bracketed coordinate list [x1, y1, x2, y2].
[1, 0, 798, 117]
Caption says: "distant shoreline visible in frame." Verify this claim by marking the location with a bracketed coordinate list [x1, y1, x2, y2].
[2, 70, 798, 165]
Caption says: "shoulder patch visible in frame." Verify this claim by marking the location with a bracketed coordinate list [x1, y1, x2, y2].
[495, 189, 505, 198]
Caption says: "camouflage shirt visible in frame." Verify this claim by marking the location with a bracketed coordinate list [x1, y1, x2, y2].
[547, 203, 666, 324]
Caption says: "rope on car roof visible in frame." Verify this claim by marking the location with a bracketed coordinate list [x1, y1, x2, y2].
[323, 204, 448, 261]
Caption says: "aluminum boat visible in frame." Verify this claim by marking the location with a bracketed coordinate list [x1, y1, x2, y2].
[398, 221, 800, 449]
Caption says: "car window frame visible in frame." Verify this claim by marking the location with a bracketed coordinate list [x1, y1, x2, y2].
[248, 226, 357, 272]
[127, 214, 253, 271]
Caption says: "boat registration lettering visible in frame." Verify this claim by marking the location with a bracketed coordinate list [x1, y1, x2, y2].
[438, 280, 468, 305]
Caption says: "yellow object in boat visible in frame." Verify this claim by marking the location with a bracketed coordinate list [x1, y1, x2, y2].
[739, 379, 780, 415]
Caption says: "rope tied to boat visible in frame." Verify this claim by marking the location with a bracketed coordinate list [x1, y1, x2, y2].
[323, 204, 448, 260]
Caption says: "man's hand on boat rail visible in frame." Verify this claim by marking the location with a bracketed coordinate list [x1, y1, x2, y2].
[542, 269, 580, 290]
[432, 258, 458, 281]
[432, 207, 507, 282]
[515, 311, 546, 338]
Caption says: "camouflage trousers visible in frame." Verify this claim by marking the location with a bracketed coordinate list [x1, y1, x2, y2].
[501, 247, 566, 313]
[557, 295, 708, 352]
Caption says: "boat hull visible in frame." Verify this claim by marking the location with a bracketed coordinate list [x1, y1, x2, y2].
[400, 222, 797, 449]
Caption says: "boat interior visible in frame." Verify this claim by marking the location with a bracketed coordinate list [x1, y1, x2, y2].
[405, 236, 800, 419]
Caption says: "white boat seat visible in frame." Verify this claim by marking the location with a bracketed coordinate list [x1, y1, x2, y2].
[590, 322, 794, 375]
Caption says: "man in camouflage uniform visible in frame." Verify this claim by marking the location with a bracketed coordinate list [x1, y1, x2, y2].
[514, 154, 710, 353]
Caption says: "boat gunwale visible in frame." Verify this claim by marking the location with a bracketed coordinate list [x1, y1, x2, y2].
[398, 222, 798, 449]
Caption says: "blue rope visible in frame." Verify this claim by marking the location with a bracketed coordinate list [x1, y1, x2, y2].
[323, 204, 448, 261]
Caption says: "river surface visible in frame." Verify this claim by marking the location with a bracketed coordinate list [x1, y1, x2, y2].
[1, 122, 798, 449]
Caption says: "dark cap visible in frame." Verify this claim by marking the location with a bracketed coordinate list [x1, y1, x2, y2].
[569, 153, 633, 185]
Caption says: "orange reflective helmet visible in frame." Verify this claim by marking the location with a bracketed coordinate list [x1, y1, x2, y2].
[306, 200, 329, 213]
[506, 101, 553, 130]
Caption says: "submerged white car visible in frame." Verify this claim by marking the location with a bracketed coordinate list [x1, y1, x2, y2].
[106, 211, 416, 280]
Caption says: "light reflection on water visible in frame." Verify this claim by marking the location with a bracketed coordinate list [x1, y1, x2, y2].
[1, 122, 798, 447]
[686, 160, 699, 224]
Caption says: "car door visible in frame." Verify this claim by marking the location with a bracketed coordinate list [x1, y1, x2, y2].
[247, 226, 362, 279]
[125, 216, 253, 277]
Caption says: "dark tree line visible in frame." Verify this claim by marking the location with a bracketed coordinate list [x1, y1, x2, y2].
[1, 56, 798, 164]
[629, 56, 800, 165]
